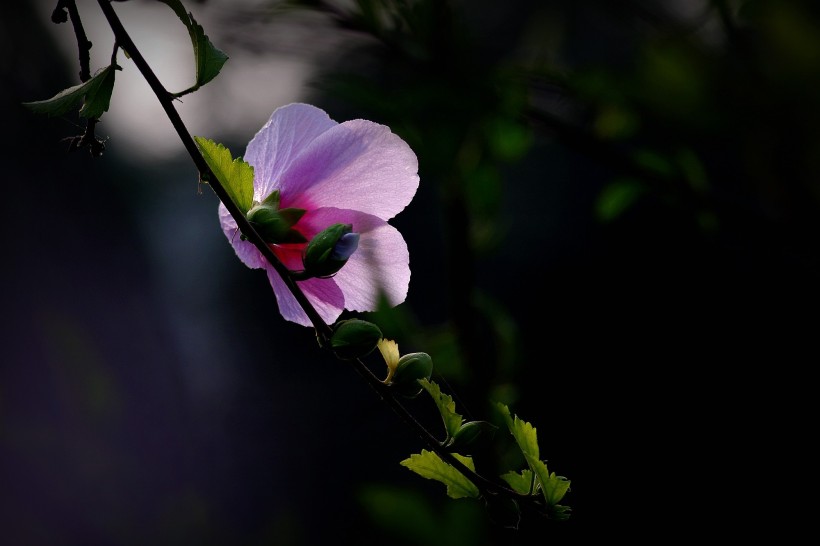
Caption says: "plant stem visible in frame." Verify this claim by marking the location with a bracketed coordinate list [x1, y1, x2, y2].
[95, 0, 530, 510]
[95, 0, 330, 339]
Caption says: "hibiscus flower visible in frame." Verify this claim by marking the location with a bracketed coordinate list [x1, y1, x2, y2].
[219, 103, 419, 326]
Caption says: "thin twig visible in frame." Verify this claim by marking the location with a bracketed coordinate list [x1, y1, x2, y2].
[63, 0, 92, 82]
[95, 0, 330, 339]
[95, 0, 533, 511]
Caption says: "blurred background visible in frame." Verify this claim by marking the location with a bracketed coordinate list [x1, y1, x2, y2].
[3, 0, 818, 544]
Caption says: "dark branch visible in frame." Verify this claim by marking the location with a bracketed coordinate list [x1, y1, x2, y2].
[63, 0, 92, 82]
[94, 0, 539, 514]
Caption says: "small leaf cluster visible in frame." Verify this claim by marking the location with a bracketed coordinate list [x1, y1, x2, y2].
[315, 317, 572, 522]
[23, 0, 227, 156]
[496, 404, 572, 521]
[402, 377, 571, 523]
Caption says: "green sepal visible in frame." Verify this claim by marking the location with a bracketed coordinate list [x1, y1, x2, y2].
[390, 352, 433, 398]
[158, 0, 228, 96]
[329, 319, 383, 360]
[23, 64, 119, 119]
[261, 190, 282, 208]
[400, 450, 479, 499]
[193, 137, 254, 214]
[247, 204, 307, 244]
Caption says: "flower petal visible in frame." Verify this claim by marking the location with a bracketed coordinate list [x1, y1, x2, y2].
[278, 119, 419, 221]
[301, 208, 411, 312]
[267, 266, 345, 326]
[219, 201, 267, 269]
[244, 103, 338, 201]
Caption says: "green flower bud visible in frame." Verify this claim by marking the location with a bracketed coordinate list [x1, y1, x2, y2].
[329, 319, 383, 360]
[447, 420, 497, 454]
[389, 352, 433, 398]
[246, 203, 307, 244]
[303, 223, 359, 278]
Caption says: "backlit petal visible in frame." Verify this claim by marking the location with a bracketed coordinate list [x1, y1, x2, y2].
[219, 201, 267, 269]
[277, 120, 419, 220]
[244, 103, 337, 201]
[300, 208, 410, 312]
[267, 266, 345, 326]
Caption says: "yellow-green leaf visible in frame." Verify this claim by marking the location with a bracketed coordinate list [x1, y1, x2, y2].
[419, 378, 463, 439]
[496, 402, 539, 460]
[500, 469, 535, 495]
[194, 137, 254, 214]
[400, 450, 479, 499]
[523, 453, 571, 506]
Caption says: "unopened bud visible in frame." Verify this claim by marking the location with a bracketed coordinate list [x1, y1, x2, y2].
[389, 352, 433, 398]
[303, 223, 359, 278]
[447, 420, 497, 454]
[329, 319, 383, 360]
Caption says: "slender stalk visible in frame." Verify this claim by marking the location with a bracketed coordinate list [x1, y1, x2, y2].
[63, 0, 92, 82]
[95, 0, 330, 339]
[95, 0, 530, 509]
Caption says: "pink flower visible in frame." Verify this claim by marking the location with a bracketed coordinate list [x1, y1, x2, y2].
[219, 103, 419, 326]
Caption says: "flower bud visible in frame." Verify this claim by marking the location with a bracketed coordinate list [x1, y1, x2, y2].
[389, 352, 433, 398]
[329, 319, 383, 360]
[303, 223, 359, 278]
[447, 420, 497, 454]
[246, 203, 307, 244]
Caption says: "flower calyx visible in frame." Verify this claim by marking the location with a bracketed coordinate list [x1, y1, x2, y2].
[244, 190, 307, 245]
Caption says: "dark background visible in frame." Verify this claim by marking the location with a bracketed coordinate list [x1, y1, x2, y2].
[2, 0, 817, 544]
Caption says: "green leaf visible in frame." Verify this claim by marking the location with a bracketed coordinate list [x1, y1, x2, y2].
[23, 65, 118, 119]
[419, 378, 463, 439]
[522, 453, 571, 506]
[188, 13, 228, 89]
[158, 0, 228, 95]
[497, 403, 571, 518]
[595, 178, 644, 222]
[496, 402, 539, 460]
[400, 450, 479, 500]
[193, 137, 254, 214]
[79, 65, 118, 119]
[499, 469, 535, 495]
[157, 0, 189, 22]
